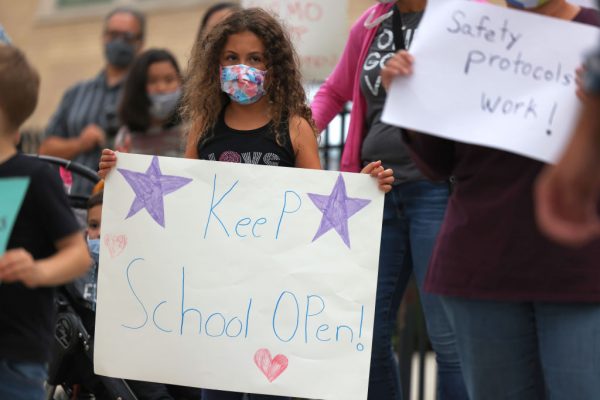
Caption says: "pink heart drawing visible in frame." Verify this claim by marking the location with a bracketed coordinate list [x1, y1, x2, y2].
[104, 234, 128, 258]
[254, 348, 288, 383]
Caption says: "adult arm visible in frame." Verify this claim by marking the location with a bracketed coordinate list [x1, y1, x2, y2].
[535, 95, 600, 246]
[311, 16, 367, 131]
[39, 88, 105, 159]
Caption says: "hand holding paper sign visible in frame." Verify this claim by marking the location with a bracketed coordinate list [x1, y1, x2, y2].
[381, 0, 600, 163]
[99, 148, 395, 193]
[381, 50, 414, 91]
[95, 153, 384, 399]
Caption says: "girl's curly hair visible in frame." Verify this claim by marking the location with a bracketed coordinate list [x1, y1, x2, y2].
[182, 7, 317, 148]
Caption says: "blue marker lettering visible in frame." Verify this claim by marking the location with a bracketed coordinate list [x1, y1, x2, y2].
[235, 217, 252, 238]
[316, 324, 331, 342]
[203, 174, 239, 239]
[304, 295, 325, 343]
[152, 301, 172, 333]
[336, 325, 354, 343]
[180, 267, 203, 335]
[206, 313, 226, 337]
[275, 191, 302, 239]
[272, 291, 300, 342]
[252, 218, 267, 238]
[225, 317, 244, 337]
[122, 258, 148, 330]
[245, 298, 252, 338]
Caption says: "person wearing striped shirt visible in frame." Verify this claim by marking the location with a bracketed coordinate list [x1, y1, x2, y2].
[39, 7, 145, 196]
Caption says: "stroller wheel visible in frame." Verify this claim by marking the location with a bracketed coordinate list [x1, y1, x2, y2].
[54, 312, 82, 354]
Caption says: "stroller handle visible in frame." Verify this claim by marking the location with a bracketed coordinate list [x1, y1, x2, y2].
[29, 154, 100, 185]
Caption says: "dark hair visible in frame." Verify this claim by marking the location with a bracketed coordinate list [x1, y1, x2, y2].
[87, 191, 104, 209]
[118, 49, 181, 133]
[0, 46, 39, 132]
[104, 7, 146, 40]
[183, 8, 316, 147]
[197, 2, 241, 40]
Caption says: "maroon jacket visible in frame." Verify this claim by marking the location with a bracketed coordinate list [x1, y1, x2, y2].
[406, 8, 600, 302]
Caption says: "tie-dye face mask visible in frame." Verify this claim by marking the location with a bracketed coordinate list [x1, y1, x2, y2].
[220, 64, 267, 105]
[506, 0, 551, 9]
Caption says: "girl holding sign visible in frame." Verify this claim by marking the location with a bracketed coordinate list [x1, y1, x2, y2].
[311, 1, 468, 399]
[99, 7, 394, 400]
[382, 0, 600, 399]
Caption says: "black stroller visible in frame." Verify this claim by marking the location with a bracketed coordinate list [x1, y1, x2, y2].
[34, 155, 138, 400]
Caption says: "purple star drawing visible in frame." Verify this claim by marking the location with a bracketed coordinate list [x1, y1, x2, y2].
[117, 156, 192, 228]
[308, 174, 371, 249]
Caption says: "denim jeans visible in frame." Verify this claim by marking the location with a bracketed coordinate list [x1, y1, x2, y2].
[442, 297, 600, 400]
[201, 389, 290, 400]
[0, 359, 47, 400]
[368, 180, 468, 400]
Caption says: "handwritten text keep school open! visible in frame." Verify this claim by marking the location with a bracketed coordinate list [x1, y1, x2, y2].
[115, 174, 368, 353]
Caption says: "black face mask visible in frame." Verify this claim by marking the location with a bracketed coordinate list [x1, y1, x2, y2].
[105, 38, 136, 68]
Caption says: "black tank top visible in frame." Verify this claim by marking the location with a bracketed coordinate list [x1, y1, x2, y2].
[197, 111, 295, 167]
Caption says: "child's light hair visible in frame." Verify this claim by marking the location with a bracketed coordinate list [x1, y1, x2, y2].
[183, 7, 317, 147]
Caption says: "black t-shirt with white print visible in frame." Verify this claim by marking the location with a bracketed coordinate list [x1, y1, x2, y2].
[0, 153, 81, 363]
[360, 11, 424, 184]
[197, 110, 295, 168]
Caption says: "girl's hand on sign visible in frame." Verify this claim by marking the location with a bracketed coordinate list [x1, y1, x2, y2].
[381, 50, 414, 92]
[361, 161, 394, 193]
[98, 148, 118, 179]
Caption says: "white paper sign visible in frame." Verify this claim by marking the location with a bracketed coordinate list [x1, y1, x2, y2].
[241, 0, 347, 81]
[94, 153, 383, 400]
[382, 0, 600, 163]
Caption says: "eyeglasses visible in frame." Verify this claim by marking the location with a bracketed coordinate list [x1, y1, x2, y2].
[104, 30, 142, 43]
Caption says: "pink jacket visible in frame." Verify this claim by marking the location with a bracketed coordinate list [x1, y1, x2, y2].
[311, 3, 394, 172]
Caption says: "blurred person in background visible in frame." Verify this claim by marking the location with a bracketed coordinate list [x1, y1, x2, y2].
[196, 2, 241, 40]
[535, 18, 600, 246]
[39, 7, 145, 196]
[382, 0, 600, 398]
[114, 49, 184, 156]
[310, 1, 467, 399]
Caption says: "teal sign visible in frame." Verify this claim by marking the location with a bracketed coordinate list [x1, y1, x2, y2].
[0, 178, 30, 254]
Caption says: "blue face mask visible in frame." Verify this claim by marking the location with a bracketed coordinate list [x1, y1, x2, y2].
[506, 0, 551, 9]
[87, 237, 101, 264]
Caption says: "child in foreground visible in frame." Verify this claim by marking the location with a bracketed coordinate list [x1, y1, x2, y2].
[0, 44, 90, 400]
[99, 8, 393, 400]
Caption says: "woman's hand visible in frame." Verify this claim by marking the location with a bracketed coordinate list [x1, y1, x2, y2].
[381, 50, 415, 92]
[362, 161, 394, 193]
[98, 148, 117, 179]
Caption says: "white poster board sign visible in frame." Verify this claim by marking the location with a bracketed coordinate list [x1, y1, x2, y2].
[94, 153, 383, 400]
[382, 0, 600, 163]
[241, 0, 347, 81]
